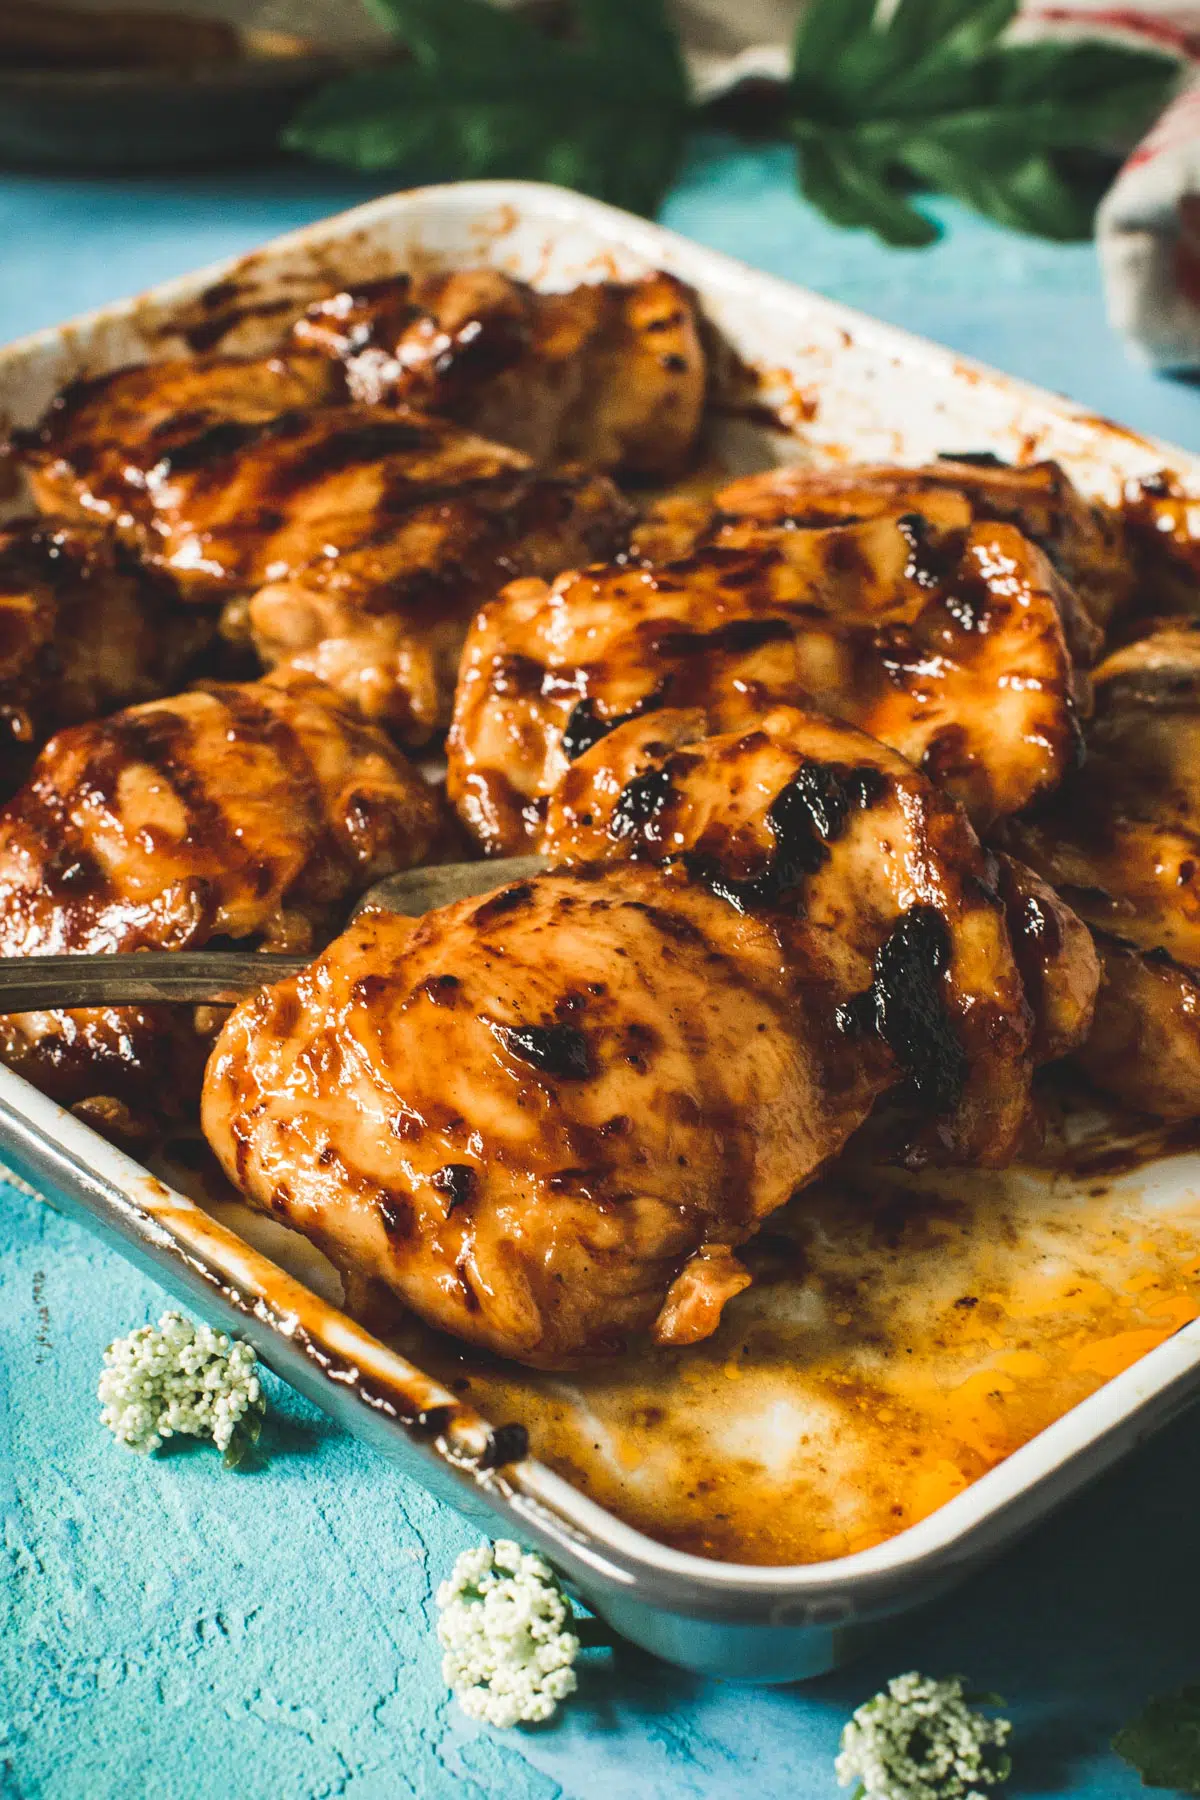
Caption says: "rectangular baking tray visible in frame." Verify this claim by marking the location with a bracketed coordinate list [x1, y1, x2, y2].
[4, 179, 1200, 1684]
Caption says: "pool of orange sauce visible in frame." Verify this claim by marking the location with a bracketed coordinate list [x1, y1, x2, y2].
[187, 1097, 1200, 1568]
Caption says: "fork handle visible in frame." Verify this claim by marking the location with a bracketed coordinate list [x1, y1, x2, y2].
[0, 950, 309, 1013]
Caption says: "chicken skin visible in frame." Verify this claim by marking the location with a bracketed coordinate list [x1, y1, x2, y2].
[0, 667, 442, 957]
[987, 853, 1099, 1064]
[0, 669, 444, 1126]
[244, 465, 630, 745]
[1007, 620, 1200, 965]
[0, 515, 213, 793]
[543, 705, 1035, 1166]
[202, 863, 892, 1367]
[716, 456, 1129, 630]
[1075, 937, 1200, 1119]
[14, 352, 343, 526]
[449, 500, 1086, 852]
[293, 267, 706, 478]
[1005, 620, 1200, 1117]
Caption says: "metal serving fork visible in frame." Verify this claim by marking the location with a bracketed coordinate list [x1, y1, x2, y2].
[0, 856, 548, 1011]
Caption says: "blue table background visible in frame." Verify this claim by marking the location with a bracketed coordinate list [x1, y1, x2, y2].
[3, 141, 1200, 1800]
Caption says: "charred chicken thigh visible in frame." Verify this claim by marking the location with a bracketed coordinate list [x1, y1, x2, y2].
[0, 669, 443, 1126]
[1007, 619, 1200, 1116]
[450, 498, 1087, 852]
[0, 515, 213, 794]
[293, 267, 706, 477]
[543, 704, 1039, 1165]
[203, 863, 892, 1368]
[716, 456, 1130, 630]
[0, 666, 442, 957]
[204, 700, 1051, 1366]
[22, 389, 630, 743]
[15, 351, 343, 525]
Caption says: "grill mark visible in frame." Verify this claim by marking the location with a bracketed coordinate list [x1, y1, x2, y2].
[835, 905, 968, 1115]
[610, 766, 677, 842]
[937, 450, 1011, 468]
[210, 685, 327, 881]
[495, 1022, 592, 1080]
[897, 513, 955, 590]
[561, 695, 656, 761]
[646, 616, 794, 659]
[685, 761, 889, 914]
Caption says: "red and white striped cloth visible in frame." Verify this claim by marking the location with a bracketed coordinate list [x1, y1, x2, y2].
[672, 0, 1200, 370]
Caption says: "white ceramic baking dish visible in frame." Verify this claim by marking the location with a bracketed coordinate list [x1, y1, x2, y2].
[4, 180, 1200, 1683]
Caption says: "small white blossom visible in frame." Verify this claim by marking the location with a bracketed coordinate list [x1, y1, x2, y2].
[836, 1672, 1012, 1800]
[436, 1538, 580, 1728]
[98, 1311, 264, 1459]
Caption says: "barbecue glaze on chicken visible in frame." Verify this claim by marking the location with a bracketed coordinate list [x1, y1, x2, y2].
[15, 352, 343, 525]
[0, 515, 213, 794]
[293, 267, 706, 477]
[202, 862, 893, 1367]
[450, 501, 1086, 852]
[716, 456, 1130, 630]
[243, 465, 630, 744]
[543, 704, 1037, 1166]
[0, 670, 444, 1127]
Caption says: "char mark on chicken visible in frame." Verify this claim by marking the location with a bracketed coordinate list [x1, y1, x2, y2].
[202, 861, 892, 1367]
[13, 351, 343, 526]
[0, 668, 445, 1133]
[450, 494, 1086, 852]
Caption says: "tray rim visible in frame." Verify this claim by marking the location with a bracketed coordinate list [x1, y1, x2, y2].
[6, 177, 1200, 1626]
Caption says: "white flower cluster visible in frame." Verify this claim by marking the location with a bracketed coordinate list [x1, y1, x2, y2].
[836, 1672, 1012, 1800]
[98, 1311, 264, 1456]
[436, 1538, 581, 1728]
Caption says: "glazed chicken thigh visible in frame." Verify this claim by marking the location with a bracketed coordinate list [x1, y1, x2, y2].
[0, 669, 444, 1128]
[0, 515, 213, 793]
[543, 704, 1039, 1165]
[204, 861, 890, 1366]
[19, 390, 631, 744]
[716, 456, 1130, 629]
[450, 497, 1087, 851]
[15, 351, 343, 525]
[1007, 619, 1200, 1116]
[293, 267, 706, 478]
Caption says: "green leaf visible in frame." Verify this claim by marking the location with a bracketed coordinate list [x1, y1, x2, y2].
[783, 0, 1178, 246]
[286, 0, 690, 218]
[901, 140, 1097, 238]
[796, 134, 939, 247]
[1114, 1684, 1200, 1792]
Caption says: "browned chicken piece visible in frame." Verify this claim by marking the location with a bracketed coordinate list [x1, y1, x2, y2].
[542, 704, 1034, 1166]
[0, 667, 443, 957]
[0, 1004, 213, 1139]
[1075, 936, 1200, 1119]
[0, 515, 214, 793]
[0, 670, 444, 1129]
[202, 861, 894, 1367]
[987, 853, 1099, 1062]
[245, 467, 631, 744]
[449, 500, 1085, 852]
[1120, 470, 1200, 615]
[1006, 620, 1200, 965]
[14, 352, 343, 525]
[716, 455, 1129, 631]
[293, 267, 706, 479]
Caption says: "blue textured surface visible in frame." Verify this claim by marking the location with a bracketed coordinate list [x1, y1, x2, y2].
[2, 140, 1200, 1799]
